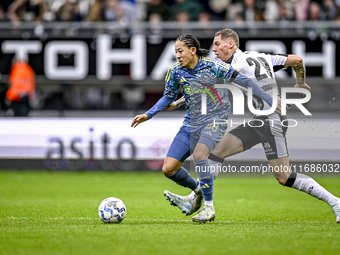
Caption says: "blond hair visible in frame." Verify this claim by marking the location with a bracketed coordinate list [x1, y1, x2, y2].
[215, 29, 239, 48]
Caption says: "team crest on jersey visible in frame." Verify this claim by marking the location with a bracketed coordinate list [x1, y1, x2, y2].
[182, 82, 222, 106]
[186, 74, 223, 106]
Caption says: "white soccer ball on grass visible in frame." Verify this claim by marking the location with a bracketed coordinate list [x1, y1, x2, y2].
[98, 197, 126, 223]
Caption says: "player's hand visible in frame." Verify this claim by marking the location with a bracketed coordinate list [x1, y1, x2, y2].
[275, 100, 289, 114]
[131, 114, 148, 128]
[294, 83, 311, 91]
[164, 102, 177, 111]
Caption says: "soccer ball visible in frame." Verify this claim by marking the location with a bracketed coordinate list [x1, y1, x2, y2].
[98, 197, 127, 223]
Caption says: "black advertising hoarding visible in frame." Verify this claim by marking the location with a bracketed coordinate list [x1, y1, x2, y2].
[0, 25, 339, 171]
[0, 34, 339, 82]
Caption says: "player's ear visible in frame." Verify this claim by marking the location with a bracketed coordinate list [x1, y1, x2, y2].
[191, 47, 197, 55]
[229, 40, 234, 48]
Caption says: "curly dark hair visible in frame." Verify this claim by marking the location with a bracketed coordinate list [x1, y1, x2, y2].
[176, 34, 209, 57]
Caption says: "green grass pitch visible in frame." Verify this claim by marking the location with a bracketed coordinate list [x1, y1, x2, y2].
[0, 171, 339, 255]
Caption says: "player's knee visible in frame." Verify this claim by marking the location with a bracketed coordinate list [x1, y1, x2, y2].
[192, 151, 205, 162]
[162, 165, 171, 175]
[162, 163, 177, 176]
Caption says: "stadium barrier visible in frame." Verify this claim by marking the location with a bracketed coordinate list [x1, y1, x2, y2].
[0, 117, 339, 171]
[0, 22, 339, 171]
[1, 21, 340, 86]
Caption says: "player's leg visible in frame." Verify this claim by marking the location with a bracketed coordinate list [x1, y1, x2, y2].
[163, 126, 203, 215]
[262, 114, 340, 223]
[208, 133, 244, 179]
[193, 143, 213, 205]
[184, 125, 258, 216]
[162, 156, 196, 188]
[271, 158, 340, 223]
[191, 123, 226, 223]
[183, 134, 239, 202]
[163, 156, 202, 215]
[268, 156, 291, 185]
[211, 133, 244, 159]
[208, 124, 260, 179]
[192, 142, 216, 223]
[163, 126, 195, 187]
[163, 157, 203, 216]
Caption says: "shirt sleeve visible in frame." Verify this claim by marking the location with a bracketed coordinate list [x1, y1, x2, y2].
[233, 72, 273, 107]
[271, 54, 288, 72]
[214, 60, 235, 81]
[145, 96, 175, 119]
[145, 67, 179, 119]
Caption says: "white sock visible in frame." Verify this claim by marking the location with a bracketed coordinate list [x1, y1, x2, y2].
[292, 174, 338, 206]
[205, 200, 214, 207]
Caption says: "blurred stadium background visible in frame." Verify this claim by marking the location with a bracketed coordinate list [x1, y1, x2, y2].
[0, 0, 339, 171]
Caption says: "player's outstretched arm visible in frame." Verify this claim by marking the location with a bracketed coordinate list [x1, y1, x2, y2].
[284, 55, 311, 91]
[233, 72, 273, 107]
[164, 96, 185, 111]
[131, 95, 175, 127]
[131, 114, 148, 128]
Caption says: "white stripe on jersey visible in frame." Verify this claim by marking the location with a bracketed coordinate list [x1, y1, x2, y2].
[230, 49, 288, 111]
[268, 113, 288, 158]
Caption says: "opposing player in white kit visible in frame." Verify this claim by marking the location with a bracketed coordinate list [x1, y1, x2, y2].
[165, 28, 340, 223]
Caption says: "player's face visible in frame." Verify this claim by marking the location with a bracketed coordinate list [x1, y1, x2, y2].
[175, 40, 196, 69]
[212, 35, 234, 62]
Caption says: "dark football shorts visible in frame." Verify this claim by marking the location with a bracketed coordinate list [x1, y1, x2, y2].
[229, 114, 289, 160]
